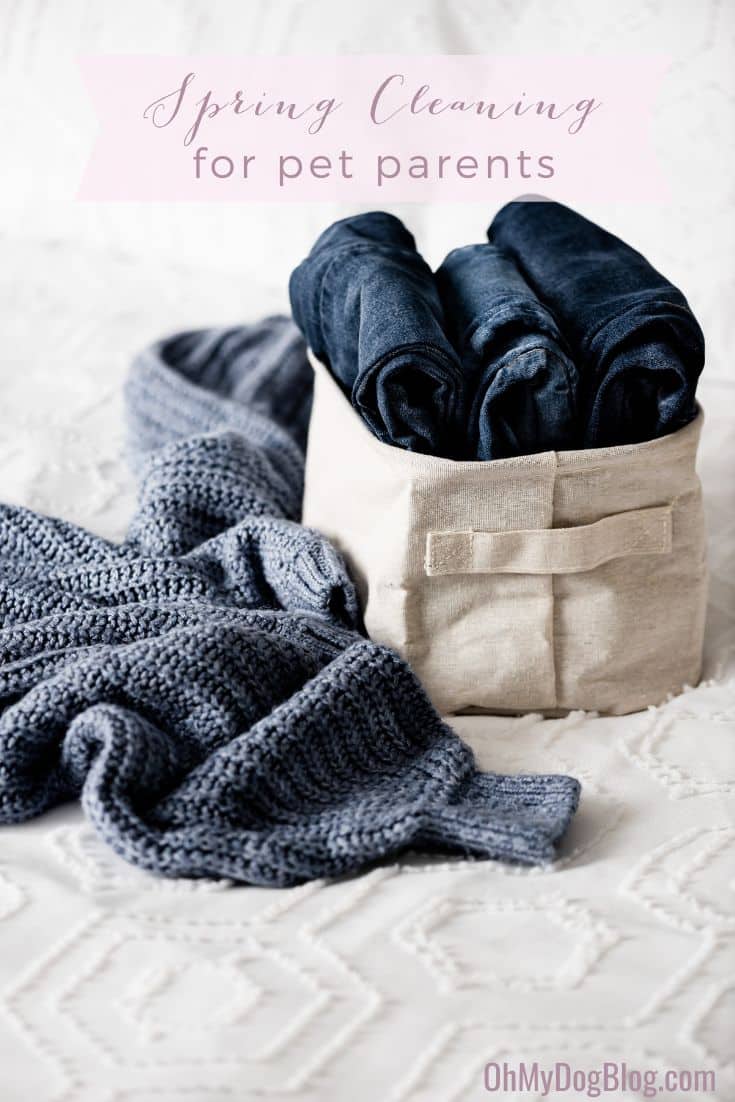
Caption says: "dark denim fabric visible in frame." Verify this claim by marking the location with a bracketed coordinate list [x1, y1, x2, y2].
[436, 244, 580, 458]
[489, 199, 704, 447]
[289, 212, 463, 456]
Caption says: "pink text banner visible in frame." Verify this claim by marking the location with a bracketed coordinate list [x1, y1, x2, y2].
[77, 54, 671, 202]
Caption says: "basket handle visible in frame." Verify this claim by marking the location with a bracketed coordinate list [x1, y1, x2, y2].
[425, 504, 673, 577]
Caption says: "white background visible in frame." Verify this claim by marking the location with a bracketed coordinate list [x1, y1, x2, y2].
[0, 0, 733, 385]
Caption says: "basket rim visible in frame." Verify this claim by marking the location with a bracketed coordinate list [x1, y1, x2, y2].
[307, 350, 703, 476]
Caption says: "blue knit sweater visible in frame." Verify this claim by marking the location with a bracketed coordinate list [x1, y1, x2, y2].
[0, 317, 580, 886]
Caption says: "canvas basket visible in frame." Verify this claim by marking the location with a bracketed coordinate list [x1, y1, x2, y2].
[303, 355, 708, 716]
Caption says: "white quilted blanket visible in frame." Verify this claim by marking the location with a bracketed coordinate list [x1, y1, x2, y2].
[0, 2, 733, 1100]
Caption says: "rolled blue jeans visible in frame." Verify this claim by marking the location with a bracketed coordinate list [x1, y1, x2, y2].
[289, 212, 463, 456]
[489, 199, 704, 446]
[436, 244, 579, 458]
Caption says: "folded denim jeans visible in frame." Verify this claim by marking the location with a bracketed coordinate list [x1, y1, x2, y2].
[489, 199, 704, 447]
[436, 244, 580, 458]
[289, 212, 463, 456]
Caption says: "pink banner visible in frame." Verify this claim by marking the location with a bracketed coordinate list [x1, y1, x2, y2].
[77, 54, 671, 202]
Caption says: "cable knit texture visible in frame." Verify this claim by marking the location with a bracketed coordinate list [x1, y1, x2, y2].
[0, 317, 580, 886]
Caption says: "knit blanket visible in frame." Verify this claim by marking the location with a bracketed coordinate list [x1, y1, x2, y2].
[0, 318, 580, 887]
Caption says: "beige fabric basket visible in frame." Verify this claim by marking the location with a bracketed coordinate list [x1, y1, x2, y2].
[303, 355, 708, 716]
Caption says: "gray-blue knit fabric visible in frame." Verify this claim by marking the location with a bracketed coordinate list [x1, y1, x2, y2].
[0, 317, 580, 886]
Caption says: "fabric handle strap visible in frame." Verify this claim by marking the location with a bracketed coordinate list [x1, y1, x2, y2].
[425, 504, 673, 577]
